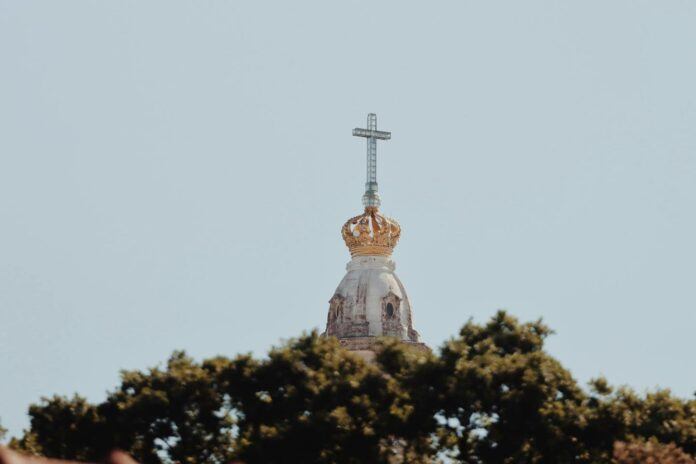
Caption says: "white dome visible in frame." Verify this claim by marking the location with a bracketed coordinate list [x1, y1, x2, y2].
[325, 255, 421, 343]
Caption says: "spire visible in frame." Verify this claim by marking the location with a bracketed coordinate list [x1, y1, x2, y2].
[352, 113, 391, 208]
[324, 114, 426, 356]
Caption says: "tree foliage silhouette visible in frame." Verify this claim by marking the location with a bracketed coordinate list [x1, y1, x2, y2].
[11, 311, 696, 463]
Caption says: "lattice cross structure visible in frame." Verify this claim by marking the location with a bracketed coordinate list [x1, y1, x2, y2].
[353, 113, 391, 208]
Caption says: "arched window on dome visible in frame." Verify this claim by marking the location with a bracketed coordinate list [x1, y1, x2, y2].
[381, 292, 402, 337]
[326, 294, 345, 336]
[385, 302, 395, 318]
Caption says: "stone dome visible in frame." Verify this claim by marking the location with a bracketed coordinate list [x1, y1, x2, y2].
[325, 255, 421, 345]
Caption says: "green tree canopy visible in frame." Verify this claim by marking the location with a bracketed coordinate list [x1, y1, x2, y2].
[613, 439, 696, 464]
[11, 311, 696, 463]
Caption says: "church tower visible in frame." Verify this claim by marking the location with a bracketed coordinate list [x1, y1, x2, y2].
[324, 114, 427, 356]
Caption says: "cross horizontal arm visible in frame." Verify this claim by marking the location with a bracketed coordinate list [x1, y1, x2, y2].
[352, 128, 392, 140]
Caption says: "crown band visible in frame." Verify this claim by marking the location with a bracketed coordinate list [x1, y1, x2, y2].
[341, 207, 401, 256]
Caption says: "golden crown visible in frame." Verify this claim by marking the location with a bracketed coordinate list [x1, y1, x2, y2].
[341, 207, 401, 257]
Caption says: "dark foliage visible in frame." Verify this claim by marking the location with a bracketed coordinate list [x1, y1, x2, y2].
[11, 312, 696, 463]
[613, 439, 695, 464]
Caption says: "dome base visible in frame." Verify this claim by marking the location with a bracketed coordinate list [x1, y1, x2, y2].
[337, 336, 430, 354]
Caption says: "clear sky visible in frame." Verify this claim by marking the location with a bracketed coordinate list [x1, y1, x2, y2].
[1, 1, 695, 439]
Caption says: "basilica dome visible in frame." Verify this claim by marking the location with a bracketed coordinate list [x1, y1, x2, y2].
[323, 113, 427, 355]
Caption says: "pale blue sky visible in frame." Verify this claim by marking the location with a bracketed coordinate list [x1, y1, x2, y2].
[1, 1, 695, 439]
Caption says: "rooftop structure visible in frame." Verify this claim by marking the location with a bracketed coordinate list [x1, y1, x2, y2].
[323, 114, 427, 357]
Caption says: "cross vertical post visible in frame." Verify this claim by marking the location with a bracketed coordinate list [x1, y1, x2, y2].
[353, 113, 391, 208]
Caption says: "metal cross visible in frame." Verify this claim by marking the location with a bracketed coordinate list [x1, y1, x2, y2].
[353, 113, 391, 208]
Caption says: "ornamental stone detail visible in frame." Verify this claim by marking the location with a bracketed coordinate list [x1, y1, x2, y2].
[322, 255, 422, 345]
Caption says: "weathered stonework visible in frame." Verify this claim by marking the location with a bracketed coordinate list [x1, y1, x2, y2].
[381, 291, 403, 338]
[338, 337, 429, 353]
[322, 254, 426, 354]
